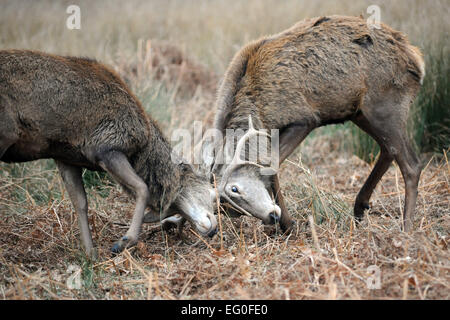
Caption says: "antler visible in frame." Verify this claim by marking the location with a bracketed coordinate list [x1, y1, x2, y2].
[216, 116, 277, 217]
[218, 115, 273, 188]
[214, 115, 281, 217]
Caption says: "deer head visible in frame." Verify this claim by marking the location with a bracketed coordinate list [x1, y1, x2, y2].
[215, 116, 281, 225]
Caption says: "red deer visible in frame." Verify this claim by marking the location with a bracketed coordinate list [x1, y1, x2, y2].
[210, 15, 425, 232]
[0, 50, 218, 257]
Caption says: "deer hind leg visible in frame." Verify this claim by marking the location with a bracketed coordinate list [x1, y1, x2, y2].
[56, 161, 95, 258]
[353, 149, 393, 219]
[97, 150, 150, 253]
[380, 135, 420, 232]
[161, 214, 186, 238]
[397, 142, 421, 231]
[352, 114, 394, 220]
[356, 99, 421, 232]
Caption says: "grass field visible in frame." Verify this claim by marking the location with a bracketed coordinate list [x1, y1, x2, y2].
[0, 0, 449, 299]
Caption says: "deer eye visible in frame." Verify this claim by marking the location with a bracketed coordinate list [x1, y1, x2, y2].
[231, 186, 239, 193]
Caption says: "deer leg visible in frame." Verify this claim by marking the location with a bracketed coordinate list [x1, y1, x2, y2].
[352, 115, 394, 220]
[0, 115, 18, 159]
[392, 139, 421, 231]
[56, 161, 95, 258]
[274, 124, 313, 232]
[279, 124, 313, 163]
[369, 132, 420, 231]
[358, 101, 421, 232]
[272, 173, 293, 232]
[353, 149, 393, 220]
[97, 151, 150, 253]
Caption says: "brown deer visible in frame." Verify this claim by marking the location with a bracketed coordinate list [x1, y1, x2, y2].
[209, 15, 425, 232]
[0, 49, 218, 257]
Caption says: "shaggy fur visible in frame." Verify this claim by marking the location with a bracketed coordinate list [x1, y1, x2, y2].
[212, 15, 425, 232]
[0, 50, 214, 253]
[215, 15, 424, 133]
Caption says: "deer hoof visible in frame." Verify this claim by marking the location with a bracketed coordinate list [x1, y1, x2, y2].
[208, 226, 218, 238]
[280, 219, 296, 234]
[111, 243, 122, 254]
[111, 236, 136, 254]
[354, 202, 370, 220]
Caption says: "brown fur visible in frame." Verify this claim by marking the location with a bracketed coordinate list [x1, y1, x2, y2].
[213, 15, 424, 232]
[215, 15, 424, 132]
[0, 50, 215, 255]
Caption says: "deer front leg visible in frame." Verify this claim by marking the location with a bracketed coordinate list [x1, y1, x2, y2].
[272, 174, 294, 232]
[275, 123, 314, 232]
[161, 214, 186, 237]
[279, 123, 313, 164]
[97, 151, 150, 253]
[56, 161, 95, 258]
[143, 212, 187, 238]
[0, 106, 18, 159]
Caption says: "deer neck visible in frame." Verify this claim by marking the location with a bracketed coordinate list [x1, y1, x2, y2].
[223, 105, 264, 132]
[131, 130, 183, 214]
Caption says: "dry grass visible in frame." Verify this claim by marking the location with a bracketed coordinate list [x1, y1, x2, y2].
[0, 0, 449, 300]
[1, 0, 448, 73]
[1, 142, 448, 300]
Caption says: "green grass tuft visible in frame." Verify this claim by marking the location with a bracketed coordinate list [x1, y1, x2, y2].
[410, 41, 450, 154]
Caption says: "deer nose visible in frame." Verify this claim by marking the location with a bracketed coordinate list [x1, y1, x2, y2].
[269, 212, 280, 224]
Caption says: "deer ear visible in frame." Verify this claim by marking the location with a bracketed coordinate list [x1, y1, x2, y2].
[260, 167, 277, 176]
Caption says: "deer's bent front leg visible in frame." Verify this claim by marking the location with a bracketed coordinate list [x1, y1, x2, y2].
[143, 212, 187, 238]
[275, 124, 314, 232]
[97, 151, 150, 253]
[352, 114, 394, 221]
[161, 214, 186, 238]
[272, 174, 293, 232]
[56, 161, 95, 258]
[279, 123, 314, 164]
